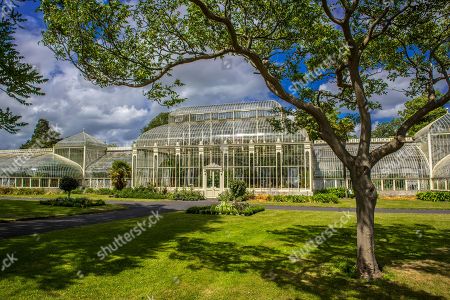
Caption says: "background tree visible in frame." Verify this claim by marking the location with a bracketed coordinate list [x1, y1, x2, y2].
[40, 0, 450, 279]
[59, 176, 79, 198]
[0, 0, 47, 134]
[109, 160, 131, 190]
[141, 112, 170, 133]
[399, 94, 448, 136]
[372, 95, 448, 138]
[372, 119, 402, 138]
[20, 118, 62, 149]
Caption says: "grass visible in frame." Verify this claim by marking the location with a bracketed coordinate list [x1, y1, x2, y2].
[3, 193, 450, 210]
[0, 193, 172, 202]
[0, 210, 448, 299]
[0, 200, 125, 222]
[249, 197, 450, 210]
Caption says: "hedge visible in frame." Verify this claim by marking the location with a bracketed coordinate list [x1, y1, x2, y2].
[268, 193, 339, 204]
[40, 197, 106, 208]
[416, 191, 450, 202]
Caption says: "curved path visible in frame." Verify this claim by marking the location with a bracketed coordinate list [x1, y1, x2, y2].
[0, 199, 449, 239]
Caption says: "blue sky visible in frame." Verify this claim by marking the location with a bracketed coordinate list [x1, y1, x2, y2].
[0, 1, 448, 149]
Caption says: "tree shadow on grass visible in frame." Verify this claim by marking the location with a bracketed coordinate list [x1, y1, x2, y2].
[169, 223, 449, 299]
[0, 211, 222, 293]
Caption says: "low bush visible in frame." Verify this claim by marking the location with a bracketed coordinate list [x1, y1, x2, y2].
[218, 190, 254, 202]
[417, 191, 450, 202]
[267, 193, 339, 204]
[187, 202, 265, 216]
[312, 193, 339, 203]
[229, 180, 247, 199]
[171, 188, 205, 201]
[113, 187, 168, 199]
[269, 195, 311, 203]
[40, 197, 106, 208]
[315, 187, 353, 198]
[0, 187, 47, 195]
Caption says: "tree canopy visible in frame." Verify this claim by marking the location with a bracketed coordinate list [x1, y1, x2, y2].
[372, 95, 448, 138]
[40, 0, 450, 279]
[0, 0, 47, 134]
[20, 118, 62, 149]
[141, 112, 169, 133]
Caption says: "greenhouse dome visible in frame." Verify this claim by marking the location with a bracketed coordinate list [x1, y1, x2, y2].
[0, 152, 83, 188]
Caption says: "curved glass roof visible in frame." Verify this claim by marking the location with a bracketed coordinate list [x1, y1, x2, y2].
[0, 153, 83, 178]
[137, 101, 308, 147]
[433, 154, 450, 178]
[55, 132, 107, 148]
[85, 150, 132, 178]
[314, 143, 429, 179]
[415, 113, 450, 138]
[136, 118, 308, 147]
[170, 100, 280, 117]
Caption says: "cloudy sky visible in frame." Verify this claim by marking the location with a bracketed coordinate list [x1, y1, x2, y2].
[0, 2, 448, 149]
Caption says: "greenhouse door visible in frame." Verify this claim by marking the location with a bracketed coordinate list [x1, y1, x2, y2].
[204, 164, 223, 199]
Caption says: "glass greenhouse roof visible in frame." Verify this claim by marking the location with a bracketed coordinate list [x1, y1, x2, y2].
[137, 100, 307, 147]
[433, 155, 450, 178]
[55, 132, 107, 148]
[314, 142, 429, 179]
[170, 100, 279, 117]
[85, 150, 132, 177]
[137, 118, 308, 147]
[415, 113, 450, 138]
[0, 153, 83, 178]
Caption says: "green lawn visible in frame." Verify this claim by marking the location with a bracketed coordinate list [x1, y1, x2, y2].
[249, 198, 450, 210]
[0, 210, 448, 299]
[0, 193, 172, 202]
[0, 200, 125, 222]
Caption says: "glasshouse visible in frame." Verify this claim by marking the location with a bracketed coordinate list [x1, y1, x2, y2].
[0, 100, 449, 196]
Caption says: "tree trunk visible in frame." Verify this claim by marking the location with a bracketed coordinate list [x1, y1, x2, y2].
[351, 171, 382, 279]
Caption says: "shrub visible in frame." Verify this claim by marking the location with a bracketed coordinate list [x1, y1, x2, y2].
[269, 195, 311, 203]
[187, 203, 265, 216]
[229, 180, 247, 199]
[267, 193, 339, 204]
[312, 193, 339, 203]
[0, 188, 47, 195]
[218, 190, 234, 202]
[315, 188, 353, 198]
[40, 197, 106, 208]
[59, 177, 80, 198]
[171, 188, 205, 201]
[417, 191, 450, 202]
[113, 187, 168, 199]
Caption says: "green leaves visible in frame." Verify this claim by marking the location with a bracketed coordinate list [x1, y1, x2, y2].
[0, 2, 47, 134]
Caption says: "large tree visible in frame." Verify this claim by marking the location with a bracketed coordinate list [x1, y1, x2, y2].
[141, 112, 169, 133]
[20, 118, 62, 149]
[0, 0, 47, 133]
[40, 0, 450, 279]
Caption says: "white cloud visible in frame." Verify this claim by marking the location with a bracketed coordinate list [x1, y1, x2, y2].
[0, 25, 272, 149]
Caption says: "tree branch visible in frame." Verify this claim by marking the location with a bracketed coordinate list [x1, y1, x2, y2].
[370, 92, 450, 165]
